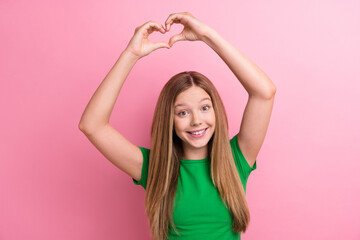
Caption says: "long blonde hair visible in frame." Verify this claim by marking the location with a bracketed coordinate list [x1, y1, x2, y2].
[145, 71, 250, 240]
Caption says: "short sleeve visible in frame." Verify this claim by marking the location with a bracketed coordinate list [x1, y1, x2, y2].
[230, 133, 257, 193]
[132, 146, 150, 190]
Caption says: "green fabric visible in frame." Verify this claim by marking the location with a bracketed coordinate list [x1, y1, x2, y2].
[132, 133, 257, 240]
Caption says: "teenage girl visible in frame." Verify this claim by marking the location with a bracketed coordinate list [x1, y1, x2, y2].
[79, 12, 276, 240]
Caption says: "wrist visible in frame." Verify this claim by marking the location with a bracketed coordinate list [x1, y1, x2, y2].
[201, 27, 219, 46]
[122, 48, 141, 62]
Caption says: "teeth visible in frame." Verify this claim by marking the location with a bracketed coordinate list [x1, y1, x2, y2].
[191, 129, 205, 135]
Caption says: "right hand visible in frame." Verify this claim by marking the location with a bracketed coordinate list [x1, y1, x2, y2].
[125, 21, 170, 59]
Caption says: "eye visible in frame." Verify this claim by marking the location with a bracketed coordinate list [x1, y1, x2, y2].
[178, 111, 188, 116]
[202, 105, 211, 111]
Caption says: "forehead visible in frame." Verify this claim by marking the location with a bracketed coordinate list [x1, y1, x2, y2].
[174, 86, 211, 107]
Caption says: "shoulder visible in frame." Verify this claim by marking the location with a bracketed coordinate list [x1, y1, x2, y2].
[230, 133, 257, 178]
[132, 146, 150, 190]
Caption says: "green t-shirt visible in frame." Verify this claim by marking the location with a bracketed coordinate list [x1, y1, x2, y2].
[132, 133, 257, 240]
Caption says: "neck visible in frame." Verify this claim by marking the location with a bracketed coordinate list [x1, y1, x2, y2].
[182, 143, 208, 160]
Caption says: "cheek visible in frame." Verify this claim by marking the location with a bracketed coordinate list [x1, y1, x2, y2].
[207, 111, 216, 122]
[174, 119, 186, 139]
[174, 118, 181, 131]
[174, 117, 188, 131]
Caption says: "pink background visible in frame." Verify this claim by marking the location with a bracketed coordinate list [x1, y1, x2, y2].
[1, 0, 359, 239]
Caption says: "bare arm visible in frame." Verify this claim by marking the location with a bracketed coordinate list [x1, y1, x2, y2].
[78, 21, 169, 133]
[77, 21, 169, 181]
[78, 50, 138, 133]
[202, 22, 276, 168]
[202, 28, 276, 98]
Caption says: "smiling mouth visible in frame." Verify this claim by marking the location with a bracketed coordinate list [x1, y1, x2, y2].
[186, 127, 209, 136]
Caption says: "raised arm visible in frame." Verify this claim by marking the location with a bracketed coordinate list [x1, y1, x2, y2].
[202, 23, 276, 168]
[78, 21, 170, 132]
[164, 12, 276, 168]
[78, 50, 137, 133]
[78, 21, 170, 181]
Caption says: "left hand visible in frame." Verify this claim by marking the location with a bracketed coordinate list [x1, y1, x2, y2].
[164, 12, 211, 47]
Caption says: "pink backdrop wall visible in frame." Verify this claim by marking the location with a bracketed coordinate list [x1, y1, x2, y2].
[1, 0, 359, 239]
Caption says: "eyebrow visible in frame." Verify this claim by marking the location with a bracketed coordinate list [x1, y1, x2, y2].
[174, 97, 211, 108]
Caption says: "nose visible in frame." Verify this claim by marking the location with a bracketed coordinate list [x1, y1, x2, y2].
[191, 112, 202, 127]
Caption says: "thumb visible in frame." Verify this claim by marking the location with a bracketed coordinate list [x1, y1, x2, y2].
[168, 34, 184, 47]
[154, 41, 171, 50]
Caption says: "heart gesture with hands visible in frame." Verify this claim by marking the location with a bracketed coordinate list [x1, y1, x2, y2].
[125, 12, 210, 59]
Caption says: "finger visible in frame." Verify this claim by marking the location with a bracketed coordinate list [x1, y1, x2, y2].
[148, 23, 166, 34]
[165, 13, 186, 31]
[144, 21, 166, 35]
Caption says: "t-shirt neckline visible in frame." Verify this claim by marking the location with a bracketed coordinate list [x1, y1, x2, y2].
[181, 158, 209, 163]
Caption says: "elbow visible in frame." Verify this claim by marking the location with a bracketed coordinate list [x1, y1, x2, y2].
[78, 121, 108, 135]
[266, 84, 277, 99]
[78, 120, 91, 132]
[271, 85, 277, 95]
[261, 85, 276, 100]
[259, 76, 277, 99]
[78, 122, 86, 132]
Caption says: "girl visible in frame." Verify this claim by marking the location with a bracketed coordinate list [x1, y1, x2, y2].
[79, 12, 276, 240]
